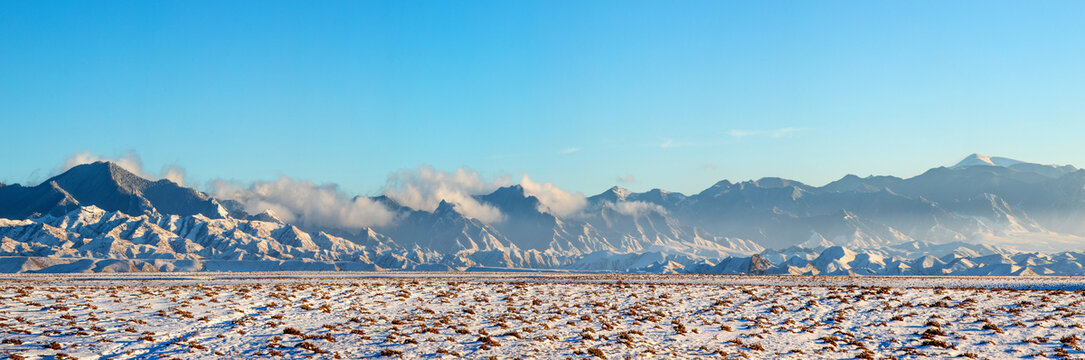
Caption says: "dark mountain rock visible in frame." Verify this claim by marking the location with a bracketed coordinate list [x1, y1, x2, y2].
[0, 162, 228, 220]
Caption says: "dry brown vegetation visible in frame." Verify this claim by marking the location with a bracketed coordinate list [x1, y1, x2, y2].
[0, 276, 1082, 359]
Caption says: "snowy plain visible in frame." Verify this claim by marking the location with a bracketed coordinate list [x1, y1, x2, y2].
[0, 272, 1083, 359]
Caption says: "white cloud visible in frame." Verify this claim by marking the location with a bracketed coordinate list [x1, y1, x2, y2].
[520, 175, 587, 217]
[559, 147, 582, 155]
[65, 151, 147, 177]
[616, 174, 635, 184]
[383, 165, 508, 224]
[384, 167, 589, 220]
[769, 127, 805, 138]
[727, 127, 806, 139]
[605, 200, 667, 217]
[59, 152, 597, 227]
[63, 151, 188, 186]
[162, 165, 187, 186]
[211, 177, 397, 230]
[659, 138, 702, 148]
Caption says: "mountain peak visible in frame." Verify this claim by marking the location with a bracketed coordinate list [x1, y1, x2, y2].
[492, 184, 525, 196]
[587, 186, 634, 204]
[0, 160, 227, 220]
[52, 161, 150, 196]
[752, 177, 807, 189]
[76, 160, 127, 174]
[951, 154, 1077, 178]
[605, 186, 632, 200]
[953, 154, 1024, 168]
[434, 199, 458, 215]
[249, 209, 285, 223]
[711, 179, 735, 188]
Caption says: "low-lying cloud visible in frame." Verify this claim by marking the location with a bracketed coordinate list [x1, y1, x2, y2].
[520, 175, 587, 217]
[383, 165, 508, 224]
[211, 177, 398, 230]
[383, 168, 590, 221]
[58, 152, 596, 228]
[605, 200, 667, 217]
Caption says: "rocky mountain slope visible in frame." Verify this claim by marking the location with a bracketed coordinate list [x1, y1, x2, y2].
[1, 155, 1084, 274]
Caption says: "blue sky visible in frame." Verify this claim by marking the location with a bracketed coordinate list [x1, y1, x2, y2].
[2, 0, 1084, 195]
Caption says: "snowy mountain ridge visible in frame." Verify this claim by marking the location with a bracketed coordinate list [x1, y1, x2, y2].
[2, 154, 1085, 274]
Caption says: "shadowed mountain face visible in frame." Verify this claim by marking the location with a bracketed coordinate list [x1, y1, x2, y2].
[0, 162, 229, 220]
[1, 154, 1085, 273]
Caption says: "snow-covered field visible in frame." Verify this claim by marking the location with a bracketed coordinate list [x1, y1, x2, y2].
[1, 273, 1084, 359]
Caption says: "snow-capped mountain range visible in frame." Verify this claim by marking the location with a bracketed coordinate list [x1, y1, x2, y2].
[2, 154, 1085, 275]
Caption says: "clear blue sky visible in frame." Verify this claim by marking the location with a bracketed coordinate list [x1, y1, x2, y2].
[2, 0, 1084, 195]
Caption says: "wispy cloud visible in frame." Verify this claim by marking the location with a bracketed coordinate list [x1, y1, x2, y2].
[606, 200, 667, 217]
[520, 175, 587, 217]
[615, 174, 635, 184]
[212, 177, 398, 230]
[57, 151, 593, 227]
[383, 165, 509, 224]
[703, 163, 718, 170]
[727, 127, 806, 139]
[64, 151, 188, 186]
[559, 147, 582, 155]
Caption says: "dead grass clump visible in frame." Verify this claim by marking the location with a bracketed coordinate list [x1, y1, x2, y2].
[1024, 336, 1048, 344]
[188, 340, 208, 351]
[296, 341, 327, 354]
[921, 328, 947, 339]
[981, 322, 1003, 334]
[672, 322, 687, 334]
[920, 339, 953, 349]
[478, 336, 500, 347]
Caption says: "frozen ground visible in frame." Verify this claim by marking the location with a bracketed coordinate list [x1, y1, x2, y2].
[1, 273, 1084, 359]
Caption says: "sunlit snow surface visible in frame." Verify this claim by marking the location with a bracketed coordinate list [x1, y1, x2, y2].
[1, 272, 1084, 359]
